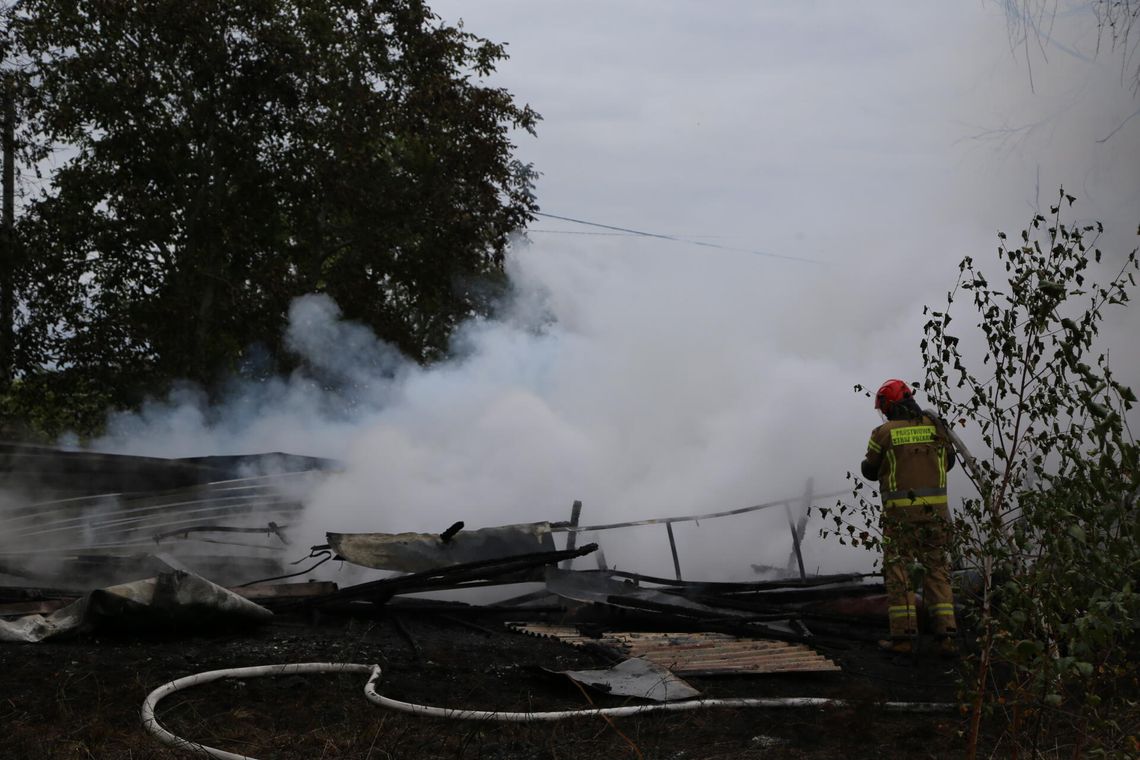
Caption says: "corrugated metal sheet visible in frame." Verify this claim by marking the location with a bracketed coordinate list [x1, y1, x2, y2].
[0, 474, 312, 556]
[328, 522, 557, 572]
[551, 657, 701, 701]
[509, 623, 841, 675]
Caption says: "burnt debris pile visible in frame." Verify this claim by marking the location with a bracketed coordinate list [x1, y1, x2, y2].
[0, 445, 916, 665]
[0, 442, 334, 590]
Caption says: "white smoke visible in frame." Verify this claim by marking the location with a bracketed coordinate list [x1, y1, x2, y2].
[92, 295, 406, 461]
[85, 237, 889, 579]
[299, 239, 893, 579]
[83, 1, 1140, 581]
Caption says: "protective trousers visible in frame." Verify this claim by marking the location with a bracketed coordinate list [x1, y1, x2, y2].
[881, 503, 957, 639]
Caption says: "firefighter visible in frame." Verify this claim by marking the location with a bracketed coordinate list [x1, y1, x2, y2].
[861, 379, 959, 657]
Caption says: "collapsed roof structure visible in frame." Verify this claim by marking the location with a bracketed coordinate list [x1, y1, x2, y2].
[1, 442, 969, 760]
[0, 442, 955, 688]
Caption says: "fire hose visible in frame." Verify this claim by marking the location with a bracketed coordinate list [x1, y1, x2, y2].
[141, 661, 954, 760]
[924, 408, 985, 487]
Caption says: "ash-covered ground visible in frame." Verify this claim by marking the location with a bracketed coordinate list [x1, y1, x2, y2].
[0, 609, 967, 760]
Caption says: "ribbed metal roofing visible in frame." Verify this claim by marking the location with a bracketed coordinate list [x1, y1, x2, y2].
[509, 623, 841, 675]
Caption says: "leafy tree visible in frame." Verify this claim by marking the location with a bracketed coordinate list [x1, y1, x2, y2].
[821, 191, 1139, 757]
[922, 191, 1138, 758]
[1, 0, 538, 427]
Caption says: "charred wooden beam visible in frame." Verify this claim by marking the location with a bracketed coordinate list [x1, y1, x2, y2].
[296, 544, 599, 608]
[604, 594, 809, 643]
[716, 583, 886, 605]
[560, 501, 582, 570]
[230, 581, 337, 601]
[595, 569, 870, 592]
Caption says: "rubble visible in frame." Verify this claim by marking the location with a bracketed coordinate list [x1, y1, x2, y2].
[548, 657, 701, 701]
[0, 449, 971, 759]
[0, 570, 271, 642]
[327, 521, 558, 573]
[0, 444, 968, 758]
[513, 625, 841, 675]
[301, 543, 601, 608]
[0, 449, 906, 660]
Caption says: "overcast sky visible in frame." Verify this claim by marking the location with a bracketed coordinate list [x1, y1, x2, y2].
[428, 1, 1137, 262]
[95, 2, 1139, 579]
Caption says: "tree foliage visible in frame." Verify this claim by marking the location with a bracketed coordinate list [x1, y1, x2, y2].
[922, 191, 1139, 757]
[1, 0, 538, 430]
[820, 191, 1139, 757]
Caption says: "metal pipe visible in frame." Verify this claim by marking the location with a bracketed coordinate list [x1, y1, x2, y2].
[557, 489, 847, 533]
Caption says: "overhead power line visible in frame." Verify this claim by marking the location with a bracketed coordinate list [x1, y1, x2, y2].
[528, 229, 636, 237]
[533, 212, 822, 264]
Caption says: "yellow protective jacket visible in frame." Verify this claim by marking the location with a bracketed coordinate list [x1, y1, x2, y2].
[861, 415, 955, 509]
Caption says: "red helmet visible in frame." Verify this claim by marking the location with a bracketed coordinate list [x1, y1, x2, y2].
[874, 379, 913, 413]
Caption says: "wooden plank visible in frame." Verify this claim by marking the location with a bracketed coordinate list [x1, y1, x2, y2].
[561, 501, 582, 570]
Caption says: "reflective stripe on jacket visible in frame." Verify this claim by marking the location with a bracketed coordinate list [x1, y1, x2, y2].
[861, 415, 954, 507]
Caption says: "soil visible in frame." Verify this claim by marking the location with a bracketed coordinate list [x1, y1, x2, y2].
[0, 608, 971, 759]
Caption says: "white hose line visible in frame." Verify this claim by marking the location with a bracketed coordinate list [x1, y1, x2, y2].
[142, 661, 955, 759]
[361, 666, 953, 719]
[141, 662, 375, 760]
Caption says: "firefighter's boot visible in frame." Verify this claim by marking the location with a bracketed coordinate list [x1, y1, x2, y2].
[937, 636, 959, 658]
[878, 638, 913, 655]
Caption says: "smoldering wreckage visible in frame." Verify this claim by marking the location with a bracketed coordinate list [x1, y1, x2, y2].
[0, 442, 962, 759]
